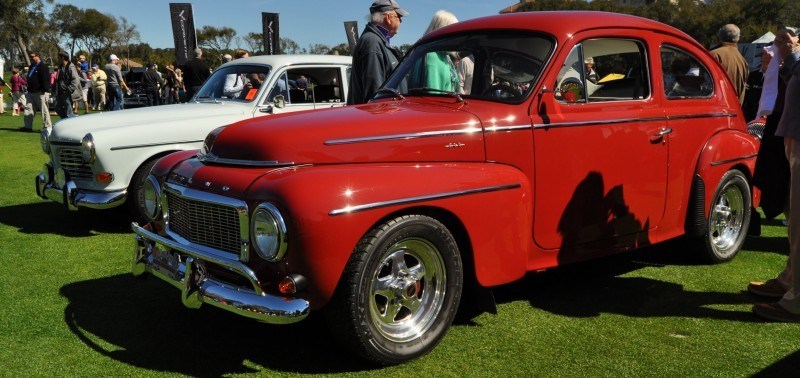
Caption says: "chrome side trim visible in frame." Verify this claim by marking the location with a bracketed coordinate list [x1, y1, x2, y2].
[485, 124, 532, 132]
[196, 152, 294, 167]
[710, 153, 758, 167]
[534, 117, 667, 129]
[668, 112, 737, 121]
[324, 127, 482, 145]
[110, 139, 204, 151]
[533, 112, 736, 129]
[162, 182, 251, 262]
[329, 183, 521, 216]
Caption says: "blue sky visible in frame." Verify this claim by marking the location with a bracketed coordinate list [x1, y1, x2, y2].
[58, 1, 517, 50]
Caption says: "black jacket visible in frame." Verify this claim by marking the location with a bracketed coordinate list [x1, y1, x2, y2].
[143, 70, 164, 89]
[183, 58, 210, 88]
[26, 60, 51, 94]
[347, 23, 402, 105]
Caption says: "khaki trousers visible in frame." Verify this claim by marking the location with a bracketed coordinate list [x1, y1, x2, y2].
[779, 137, 800, 313]
[23, 92, 52, 130]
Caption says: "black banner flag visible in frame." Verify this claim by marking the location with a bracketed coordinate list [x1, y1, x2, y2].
[344, 21, 359, 54]
[262, 13, 280, 55]
[169, 3, 197, 65]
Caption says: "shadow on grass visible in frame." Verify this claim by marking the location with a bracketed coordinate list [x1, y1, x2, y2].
[743, 236, 790, 256]
[0, 202, 130, 236]
[491, 243, 760, 322]
[755, 349, 800, 376]
[60, 274, 375, 375]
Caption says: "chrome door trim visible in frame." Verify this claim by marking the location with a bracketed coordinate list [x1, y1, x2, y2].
[324, 127, 483, 146]
[485, 124, 532, 132]
[111, 140, 204, 151]
[533, 112, 736, 129]
[329, 183, 521, 216]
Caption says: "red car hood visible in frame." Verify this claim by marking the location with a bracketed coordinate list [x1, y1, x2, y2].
[208, 100, 485, 165]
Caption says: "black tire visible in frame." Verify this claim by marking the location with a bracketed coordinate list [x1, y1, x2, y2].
[702, 169, 751, 263]
[325, 215, 463, 365]
[127, 158, 159, 224]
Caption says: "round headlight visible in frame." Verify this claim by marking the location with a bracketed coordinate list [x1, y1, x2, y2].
[81, 134, 96, 163]
[40, 128, 51, 154]
[251, 203, 287, 261]
[143, 176, 161, 221]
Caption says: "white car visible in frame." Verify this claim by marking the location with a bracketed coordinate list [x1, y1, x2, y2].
[36, 54, 351, 221]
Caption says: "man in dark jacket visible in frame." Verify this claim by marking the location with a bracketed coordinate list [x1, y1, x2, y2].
[346, 0, 407, 105]
[143, 63, 165, 106]
[54, 51, 82, 119]
[21, 50, 52, 131]
[183, 48, 210, 101]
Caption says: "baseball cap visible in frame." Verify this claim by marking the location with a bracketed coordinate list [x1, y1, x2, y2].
[370, 0, 408, 17]
[91, 63, 99, 68]
[109, 54, 119, 61]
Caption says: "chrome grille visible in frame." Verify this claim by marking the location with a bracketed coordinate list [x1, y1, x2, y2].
[166, 189, 243, 255]
[58, 148, 93, 180]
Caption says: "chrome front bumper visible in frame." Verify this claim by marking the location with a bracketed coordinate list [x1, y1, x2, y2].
[131, 223, 309, 324]
[35, 167, 126, 211]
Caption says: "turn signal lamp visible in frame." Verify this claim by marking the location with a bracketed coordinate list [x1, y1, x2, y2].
[278, 277, 296, 295]
[96, 172, 113, 183]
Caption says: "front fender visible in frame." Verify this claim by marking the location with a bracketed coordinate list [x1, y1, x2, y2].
[248, 162, 533, 309]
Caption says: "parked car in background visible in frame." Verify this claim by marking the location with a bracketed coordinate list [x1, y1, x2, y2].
[123, 67, 148, 108]
[131, 12, 759, 365]
[36, 54, 351, 222]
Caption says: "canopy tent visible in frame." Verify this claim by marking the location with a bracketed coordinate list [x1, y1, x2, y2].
[752, 32, 775, 44]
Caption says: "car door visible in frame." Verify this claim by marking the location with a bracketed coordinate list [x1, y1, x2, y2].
[531, 31, 668, 263]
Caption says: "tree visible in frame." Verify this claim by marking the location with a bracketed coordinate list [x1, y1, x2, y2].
[116, 16, 141, 70]
[307, 43, 330, 55]
[79, 9, 117, 65]
[328, 43, 350, 56]
[197, 25, 237, 67]
[50, 4, 83, 56]
[243, 32, 264, 55]
[0, 0, 53, 66]
[280, 38, 305, 54]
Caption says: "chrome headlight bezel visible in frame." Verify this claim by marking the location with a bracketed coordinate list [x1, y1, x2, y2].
[143, 175, 161, 221]
[40, 128, 51, 154]
[250, 203, 288, 262]
[81, 134, 96, 163]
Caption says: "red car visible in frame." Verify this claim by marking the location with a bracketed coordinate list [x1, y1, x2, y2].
[132, 11, 759, 364]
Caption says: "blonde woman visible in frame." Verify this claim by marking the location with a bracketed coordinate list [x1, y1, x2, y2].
[422, 10, 459, 91]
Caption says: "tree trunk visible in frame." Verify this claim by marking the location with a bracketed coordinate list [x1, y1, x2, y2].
[16, 33, 30, 67]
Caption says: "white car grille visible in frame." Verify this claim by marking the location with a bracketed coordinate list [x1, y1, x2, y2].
[58, 148, 93, 180]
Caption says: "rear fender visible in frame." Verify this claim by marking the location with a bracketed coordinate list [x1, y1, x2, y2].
[247, 162, 532, 308]
[695, 130, 758, 217]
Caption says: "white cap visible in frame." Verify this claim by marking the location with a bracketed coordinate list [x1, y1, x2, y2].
[109, 54, 119, 61]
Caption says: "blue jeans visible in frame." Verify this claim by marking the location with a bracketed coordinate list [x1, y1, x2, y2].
[107, 85, 124, 111]
[55, 94, 76, 118]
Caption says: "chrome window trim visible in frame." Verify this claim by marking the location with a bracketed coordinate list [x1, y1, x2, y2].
[162, 182, 251, 262]
[324, 127, 483, 146]
[329, 183, 521, 216]
[533, 112, 736, 129]
[710, 153, 758, 166]
[196, 152, 295, 167]
[111, 140, 204, 151]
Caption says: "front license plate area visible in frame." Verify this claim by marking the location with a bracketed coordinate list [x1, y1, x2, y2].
[152, 246, 180, 272]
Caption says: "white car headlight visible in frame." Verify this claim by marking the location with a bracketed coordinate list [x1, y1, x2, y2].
[250, 203, 287, 261]
[143, 176, 161, 221]
[40, 128, 51, 154]
[81, 134, 96, 163]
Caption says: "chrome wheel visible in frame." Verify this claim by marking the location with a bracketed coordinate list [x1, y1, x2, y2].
[702, 169, 750, 263]
[369, 237, 446, 342]
[709, 182, 744, 256]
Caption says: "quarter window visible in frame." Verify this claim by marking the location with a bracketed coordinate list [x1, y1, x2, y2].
[266, 67, 344, 105]
[555, 38, 650, 103]
[660, 45, 713, 99]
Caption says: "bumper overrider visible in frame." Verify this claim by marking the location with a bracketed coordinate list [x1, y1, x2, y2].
[131, 222, 310, 324]
[35, 164, 126, 211]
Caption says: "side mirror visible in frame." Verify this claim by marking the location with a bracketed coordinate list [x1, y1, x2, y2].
[259, 104, 274, 114]
[273, 95, 286, 109]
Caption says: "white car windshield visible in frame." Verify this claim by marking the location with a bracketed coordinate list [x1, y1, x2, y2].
[195, 64, 272, 102]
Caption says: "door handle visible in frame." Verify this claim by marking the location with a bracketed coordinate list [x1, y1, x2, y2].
[650, 128, 672, 142]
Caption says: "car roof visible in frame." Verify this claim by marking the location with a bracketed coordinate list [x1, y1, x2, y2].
[220, 54, 352, 68]
[423, 11, 701, 50]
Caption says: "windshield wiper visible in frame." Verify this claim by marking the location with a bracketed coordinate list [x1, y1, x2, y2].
[374, 87, 405, 100]
[195, 96, 222, 104]
[407, 87, 463, 102]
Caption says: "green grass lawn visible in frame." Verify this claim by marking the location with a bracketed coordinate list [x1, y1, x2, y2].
[0, 112, 797, 376]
